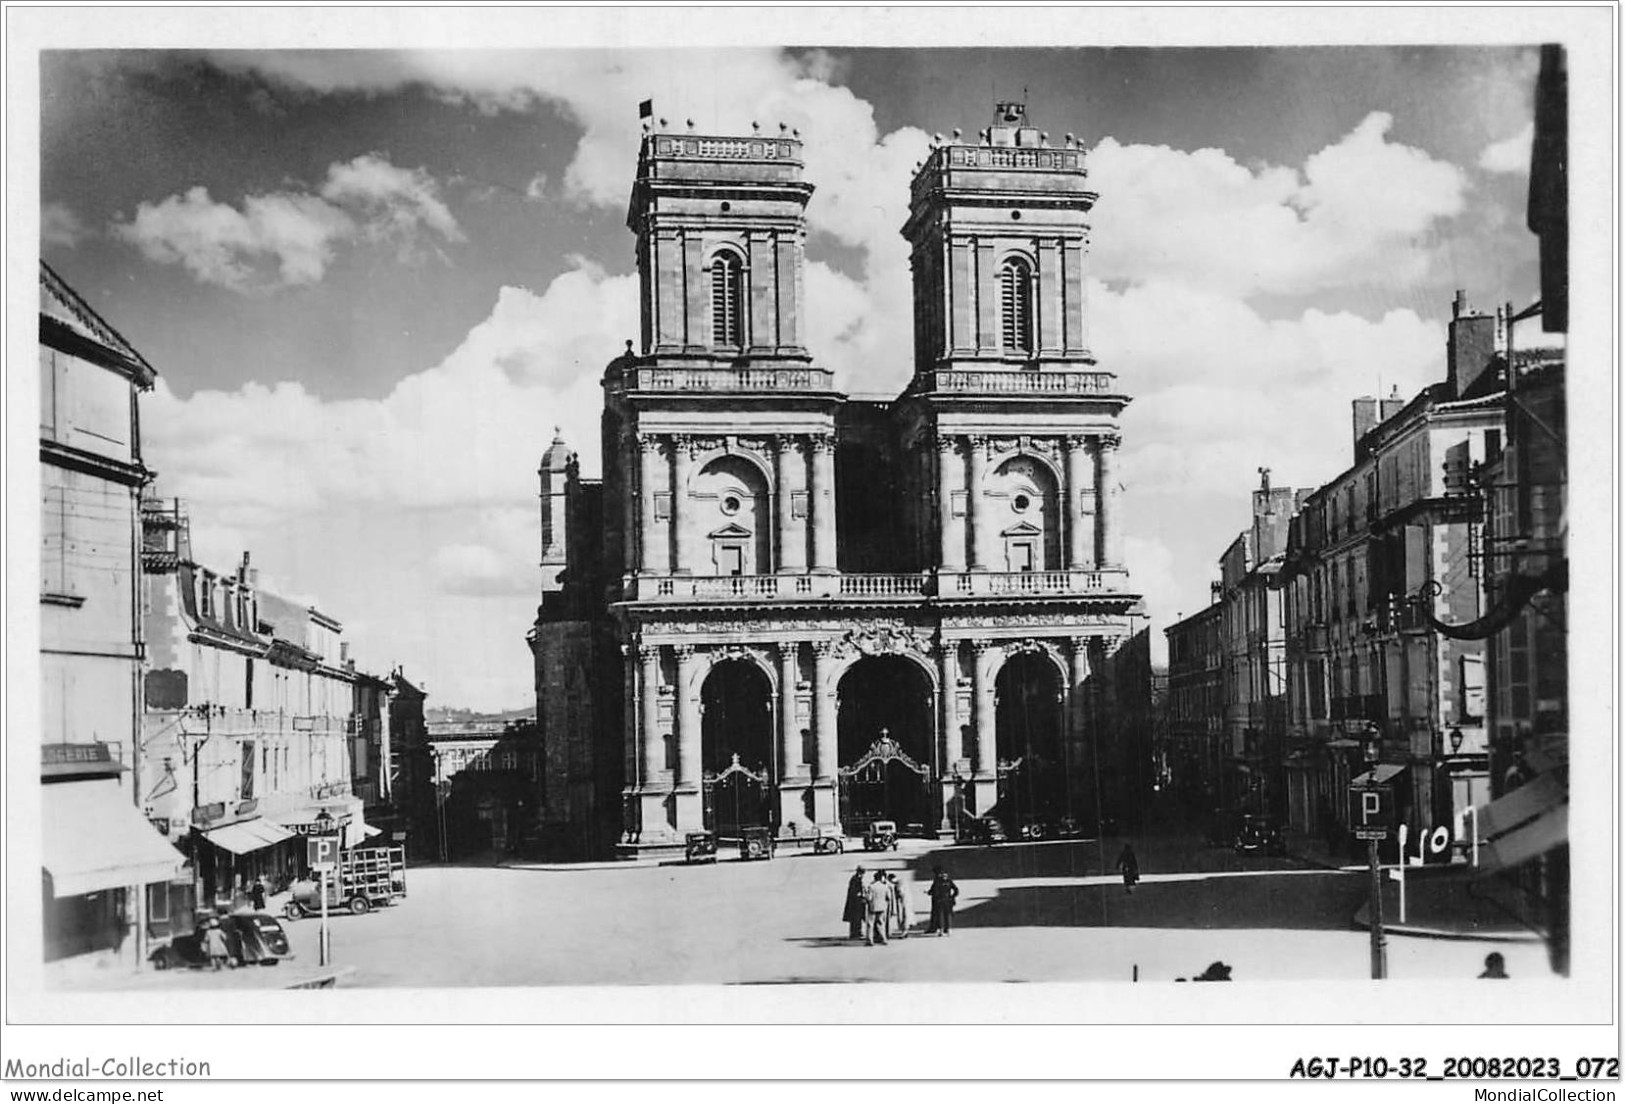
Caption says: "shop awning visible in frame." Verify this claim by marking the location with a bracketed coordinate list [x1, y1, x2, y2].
[203, 818, 294, 856]
[41, 779, 184, 897]
[1475, 772, 1568, 873]
[1350, 764, 1406, 787]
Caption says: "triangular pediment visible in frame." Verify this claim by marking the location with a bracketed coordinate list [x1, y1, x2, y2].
[1000, 520, 1043, 538]
[708, 522, 754, 540]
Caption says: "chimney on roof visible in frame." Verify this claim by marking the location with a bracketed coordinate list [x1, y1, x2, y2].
[1380, 384, 1405, 422]
[1447, 291, 1498, 399]
[1352, 395, 1378, 449]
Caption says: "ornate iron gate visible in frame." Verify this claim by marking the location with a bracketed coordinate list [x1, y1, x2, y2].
[838, 733, 933, 834]
[703, 754, 773, 835]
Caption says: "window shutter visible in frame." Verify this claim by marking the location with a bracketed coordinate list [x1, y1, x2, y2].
[1000, 259, 1032, 354]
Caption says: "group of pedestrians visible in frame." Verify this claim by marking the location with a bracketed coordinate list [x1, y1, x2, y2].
[841, 864, 959, 945]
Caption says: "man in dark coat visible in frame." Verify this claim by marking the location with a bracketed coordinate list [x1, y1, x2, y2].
[1116, 843, 1140, 894]
[926, 865, 959, 936]
[842, 866, 868, 940]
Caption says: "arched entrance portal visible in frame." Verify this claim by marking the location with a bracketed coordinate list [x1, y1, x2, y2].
[836, 656, 935, 834]
[700, 659, 774, 835]
[995, 652, 1066, 827]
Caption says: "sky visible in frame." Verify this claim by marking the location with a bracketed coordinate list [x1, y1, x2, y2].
[29, 19, 1560, 712]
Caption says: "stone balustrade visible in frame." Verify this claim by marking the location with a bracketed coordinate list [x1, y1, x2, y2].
[632, 366, 835, 393]
[923, 369, 1115, 395]
[631, 569, 1128, 603]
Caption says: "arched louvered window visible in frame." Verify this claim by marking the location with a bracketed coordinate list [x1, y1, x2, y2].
[999, 257, 1034, 355]
[711, 253, 744, 348]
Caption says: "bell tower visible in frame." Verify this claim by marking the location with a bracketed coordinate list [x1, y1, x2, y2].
[627, 120, 814, 367]
[902, 102, 1099, 383]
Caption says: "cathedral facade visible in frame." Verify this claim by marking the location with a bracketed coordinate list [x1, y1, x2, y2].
[530, 106, 1140, 859]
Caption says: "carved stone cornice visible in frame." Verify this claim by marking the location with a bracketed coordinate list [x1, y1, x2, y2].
[832, 622, 933, 660]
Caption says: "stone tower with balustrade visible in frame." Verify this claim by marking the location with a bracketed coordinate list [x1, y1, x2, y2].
[531, 106, 1141, 860]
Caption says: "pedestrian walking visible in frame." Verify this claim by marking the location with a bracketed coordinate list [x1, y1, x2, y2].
[862, 871, 893, 946]
[249, 878, 266, 912]
[1116, 843, 1140, 894]
[842, 866, 868, 940]
[202, 918, 231, 971]
[886, 872, 912, 939]
[1479, 952, 1509, 979]
[925, 865, 959, 936]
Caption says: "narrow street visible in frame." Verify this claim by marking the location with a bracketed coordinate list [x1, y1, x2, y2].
[273, 831, 1551, 988]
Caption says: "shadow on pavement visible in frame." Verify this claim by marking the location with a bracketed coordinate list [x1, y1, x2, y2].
[784, 936, 866, 950]
[952, 871, 1367, 932]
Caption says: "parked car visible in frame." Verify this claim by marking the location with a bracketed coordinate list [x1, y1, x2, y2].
[226, 913, 293, 963]
[684, 831, 718, 863]
[962, 816, 1008, 845]
[1233, 814, 1289, 856]
[739, 826, 777, 861]
[862, 820, 900, 851]
[812, 828, 846, 854]
[149, 913, 292, 970]
[149, 923, 236, 971]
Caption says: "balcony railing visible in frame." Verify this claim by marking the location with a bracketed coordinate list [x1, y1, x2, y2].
[632, 568, 1130, 603]
[922, 369, 1116, 395]
[631, 365, 834, 393]
[941, 569, 1124, 597]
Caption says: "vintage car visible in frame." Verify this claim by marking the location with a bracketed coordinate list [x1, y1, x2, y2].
[684, 831, 719, 863]
[739, 826, 777, 861]
[812, 828, 846, 854]
[962, 816, 1008, 845]
[1233, 814, 1288, 856]
[862, 820, 900, 851]
[149, 914, 293, 970]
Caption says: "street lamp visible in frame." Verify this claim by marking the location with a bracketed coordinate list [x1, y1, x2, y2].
[1448, 727, 1464, 755]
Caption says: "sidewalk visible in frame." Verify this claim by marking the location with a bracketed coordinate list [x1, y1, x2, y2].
[1288, 835, 1538, 942]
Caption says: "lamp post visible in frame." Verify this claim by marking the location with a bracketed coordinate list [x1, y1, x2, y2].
[1361, 723, 1387, 980]
[314, 808, 335, 967]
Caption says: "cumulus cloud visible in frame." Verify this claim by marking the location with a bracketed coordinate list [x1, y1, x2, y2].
[1090, 113, 1467, 296]
[1478, 122, 1533, 174]
[114, 155, 462, 291]
[42, 202, 89, 248]
[320, 152, 465, 247]
[153, 49, 1499, 707]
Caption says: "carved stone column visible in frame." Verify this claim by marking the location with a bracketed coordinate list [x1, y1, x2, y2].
[810, 435, 837, 572]
[968, 641, 999, 815]
[966, 435, 989, 570]
[671, 435, 693, 574]
[774, 438, 804, 572]
[971, 641, 997, 776]
[633, 642, 673, 841]
[638, 643, 662, 782]
[1066, 637, 1090, 798]
[937, 435, 965, 572]
[639, 435, 667, 575]
[673, 644, 704, 831]
[1097, 435, 1121, 569]
[777, 641, 807, 834]
[1064, 435, 1090, 570]
[938, 638, 963, 836]
[778, 643, 803, 779]
[811, 639, 839, 827]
